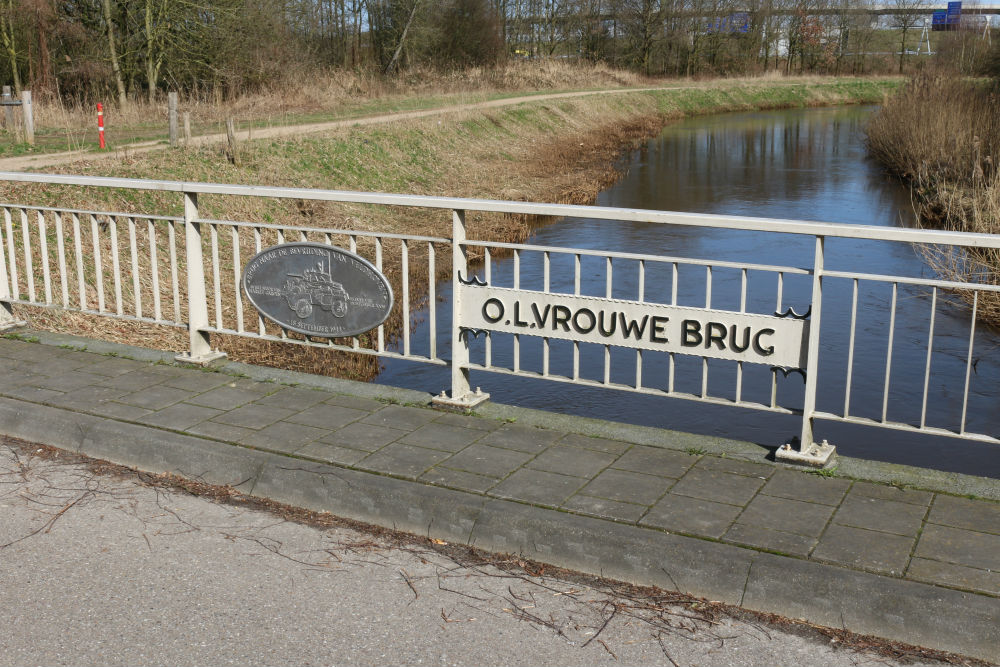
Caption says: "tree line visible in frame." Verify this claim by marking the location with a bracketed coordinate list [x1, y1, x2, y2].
[0, 0, 991, 103]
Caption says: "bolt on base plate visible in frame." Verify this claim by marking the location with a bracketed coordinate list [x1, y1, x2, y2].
[174, 350, 228, 366]
[432, 387, 490, 410]
[775, 439, 836, 467]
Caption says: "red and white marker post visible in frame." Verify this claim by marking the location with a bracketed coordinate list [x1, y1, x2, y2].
[97, 103, 106, 149]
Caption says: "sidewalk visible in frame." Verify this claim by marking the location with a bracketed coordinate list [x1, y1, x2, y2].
[0, 331, 997, 662]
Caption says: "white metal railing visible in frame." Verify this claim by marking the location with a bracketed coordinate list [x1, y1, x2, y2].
[2, 172, 999, 464]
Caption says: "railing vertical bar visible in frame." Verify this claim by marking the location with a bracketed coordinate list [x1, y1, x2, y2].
[254, 227, 265, 335]
[428, 242, 436, 360]
[881, 282, 898, 424]
[109, 216, 123, 315]
[3, 208, 17, 300]
[799, 237, 826, 449]
[210, 223, 222, 330]
[72, 213, 86, 310]
[376, 236, 384, 352]
[636, 259, 645, 389]
[604, 345, 610, 385]
[702, 266, 712, 399]
[232, 226, 244, 333]
[299, 229, 307, 242]
[402, 239, 410, 357]
[482, 246, 490, 367]
[277, 228, 285, 245]
[920, 287, 938, 429]
[736, 268, 747, 403]
[513, 249, 520, 373]
[148, 220, 162, 321]
[544, 251, 551, 292]
[37, 211, 52, 304]
[573, 253, 580, 378]
[543, 250, 550, 374]
[168, 221, 181, 322]
[605, 257, 613, 299]
[671, 262, 678, 305]
[128, 217, 142, 317]
[20, 209, 35, 303]
[772, 271, 784, 409]
[350, 236, 360, 351]
[843, 278, 859, 418]
[54, 212, 69, 307]
[91, 215, 105, 313]
[960, 291, 978, 435]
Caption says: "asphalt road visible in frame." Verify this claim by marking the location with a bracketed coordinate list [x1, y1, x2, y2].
[0, 439, 956, 667]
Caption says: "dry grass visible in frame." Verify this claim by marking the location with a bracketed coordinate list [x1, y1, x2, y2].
[867, 75, 1000, 324]
[30, 61, 652, 134]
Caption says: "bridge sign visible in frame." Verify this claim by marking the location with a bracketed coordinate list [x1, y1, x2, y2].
[459, 285, 809, 369]
[243, 243, 393, 338]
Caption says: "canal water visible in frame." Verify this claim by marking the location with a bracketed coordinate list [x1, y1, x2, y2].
[378, 105, 1000, 477]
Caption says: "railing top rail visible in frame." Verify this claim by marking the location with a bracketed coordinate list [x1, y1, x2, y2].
[4, 171, 1000, 250]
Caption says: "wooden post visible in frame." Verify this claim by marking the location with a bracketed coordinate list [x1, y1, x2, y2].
[168, 92, 178, 147]
[1, 86, 13, 129]
[20, 91, 33, 145]
[225, 118, 236, 165]
[182, 112, 191, 144]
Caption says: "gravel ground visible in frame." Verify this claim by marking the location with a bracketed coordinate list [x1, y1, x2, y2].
[0, 438, 973, 667]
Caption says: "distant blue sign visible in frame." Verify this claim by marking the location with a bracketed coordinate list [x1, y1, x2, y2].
[932, 9, 947, 24]
[947, 1, 961, 24]
[706, 13, 750, 34]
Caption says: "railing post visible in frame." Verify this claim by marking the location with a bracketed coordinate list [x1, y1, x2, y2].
[0, 220, 25, 331]
[175, 191, 226, 365]
[20, 91, 33, 145]
[433, 209, 489, 409]
[777, 235, 835, 467]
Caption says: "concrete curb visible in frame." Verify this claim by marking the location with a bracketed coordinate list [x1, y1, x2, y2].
[0, 392, 997, 662]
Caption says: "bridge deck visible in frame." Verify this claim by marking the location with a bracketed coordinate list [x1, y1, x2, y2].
[0, 331, 997, 661]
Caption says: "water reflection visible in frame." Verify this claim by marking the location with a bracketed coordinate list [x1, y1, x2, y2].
[378, 106, 1000, 477]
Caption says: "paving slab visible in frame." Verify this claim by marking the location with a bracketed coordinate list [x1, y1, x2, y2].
[286, 404, 369, 430]
[611, 445, 696, 478]
[759, 469, 851, 506]
[561, 494, 649, 523]
[252, 386, 331, 410]
[237, 421, 329, 453]
[811, 524, 913, 575]
[914, 524, 1000, 572]
[476, 423, 563, 454]
[640, 493, 743, 538]
[488, 468, 586, 506]
[319, 422, 406, 452]
[116, 385, 193, 411]
[722, 523, 817, 557]
[832, 493, 927, 537]
[362, 405, 438, 431]
[138, 404, 222, 430]
[578, 468, 671, 506]
[359, 443, 453, 479]
[527, 445, 617, 478]
[439, 443, 533, 479]
[668, 467, 766, 506]
[736, 494, 835, 539]
[927, 494, 1000, 534]
[212, 404, 296, 430]
[399, 422, 485, 453]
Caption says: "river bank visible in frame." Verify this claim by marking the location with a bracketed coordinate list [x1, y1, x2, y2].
[3, 76, 903, 377]
[866, 75, 1000, 324]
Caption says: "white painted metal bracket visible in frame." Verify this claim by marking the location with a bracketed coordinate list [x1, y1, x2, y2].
[775, 439, 836, 467]
[174, 350, 227, 366]
[0, 319, 27, 332]
[433, 387, 490, 409]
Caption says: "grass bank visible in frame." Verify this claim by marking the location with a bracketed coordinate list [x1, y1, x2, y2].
[3, 76, 901, 378]
[866, 75, 1000, 324]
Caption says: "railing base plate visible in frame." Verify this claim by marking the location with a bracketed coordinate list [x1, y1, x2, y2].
[433, 388, 490, 410]
[174, 350, 228, 366]
[0, 320, 27, 332]
[775, 439, 836, 467]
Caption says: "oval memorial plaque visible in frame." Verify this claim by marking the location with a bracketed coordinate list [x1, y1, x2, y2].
[242, 242, 393, 338]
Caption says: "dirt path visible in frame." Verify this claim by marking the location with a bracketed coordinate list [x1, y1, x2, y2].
[0, 82, 769, 172]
